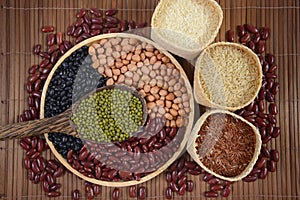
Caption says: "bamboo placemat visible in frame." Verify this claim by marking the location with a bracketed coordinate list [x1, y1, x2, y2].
[0, 0, 299, 199]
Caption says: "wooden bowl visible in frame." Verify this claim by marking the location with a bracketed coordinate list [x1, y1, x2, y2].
[40, 33, 194, 187]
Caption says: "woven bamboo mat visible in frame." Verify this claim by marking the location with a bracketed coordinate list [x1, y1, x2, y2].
[0, 0, 299, 199]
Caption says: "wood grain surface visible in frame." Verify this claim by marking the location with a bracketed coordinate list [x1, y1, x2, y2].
[0, 0, 299, 199]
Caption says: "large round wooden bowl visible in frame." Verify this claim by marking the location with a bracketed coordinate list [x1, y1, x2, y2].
[40, 33, 194, 187]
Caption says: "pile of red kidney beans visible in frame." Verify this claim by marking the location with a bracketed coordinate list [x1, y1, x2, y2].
[18, 8, 280, 199]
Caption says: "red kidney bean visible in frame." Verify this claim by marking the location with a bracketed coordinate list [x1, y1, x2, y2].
[138, 186, 146, 200]
[90, 8, 101, 17]
[81, 33, 91, 39]
[37, 157, 46, 171]
[166, 187, 172, 199]
[247, 41, 255, 51]
[135, 22, 147, 28]
[250, 168, 261, 175]
[256, 157, 266, 168]
[104, 23, 117, 28]
[266, 91, 275, 102]
[24, 110, 33, 120]
[266, 73, 277, 79]
[240, 33, 250, 43]
[226, 30, 234, 42]
[186, 180, 193, 192]
[128, 186, 137, 197]
[91, 24, 103, 31]
[268, 64, 278, 74]
[56, 32, 63, 45]
[50, 183, 61, 191]
[270, 82, 279, 95]
[73, 27, 83, 37]
[106, 9, 117, 16]
[33, 44, 41, 55]
[266, 53, 275, 65]
[26, 82, 33, 93]
[109, 28, 120, 33]
[269, 103, 278, 115]
[112, 188, 119, 200]
[50, 50, 59, 64]
[271, 127, 280, 138]
[256, 117, 267, 127]
[33, 79, 42, 91]
[76, 8, 86, 18]
[75, 18, 84, 27]
[108, 169, 117, 179]
[270, 149, 279, 162]
[29, 71, 40, 83]
[259, 166, 268, 179]
[177, 175, 187, 187]
[208, 178, 220, 185]
[26, 148, 36, 157]
[72, 189, 80, 200]
[253, 33, 261, 43]
[39, 52, 51, 59]
[261, 146, 271, 158]
[82, 23, 90, 34]
[170, 182, 179, 192]
[20, 140, 31, 151]
[246, 24, 258, 33]
[203, 174, 214, 182]
[34, 97, 40, 110]
[267, 114, 277, 124]
[19, 114, 26, 122]
[91, 17, 103, 24]
[24, 157, 31, 170]
[47, 192, 60, 197]
[262, 134, 272, 144]
[40, 171, 47, 182]
[243, 175, 257, 182]
[90, 30, 101, 36]
[205, 191, 218, 198]
[120, 20, 128, 32]
[53, 167, 64, 178]
[184, 161, 196, 169]
[41, 25, 54, 33]
[31, 161, 40, 174]
[221, 185, 231, 197]
[256, 40, 266, 54]
[106, 16, 118, 24]
[28, 64, 39, 74]
[268, 160, 276, 172]
[266, 79, 274, 90]
[188, 169, 201, 175]
[46, 174, 54, 186]
[67, 25, 75, 36]
[59, 44, 67, 54]
[93, 185, 100, 195]
[40, 58, 50, 68]
[178, 183, 186, 195]
[128, 20, 136, 30]
[47, 34, 55, 46]
[266, 124, 274, 135]
[211, 184, 224, 191]
[75, 36, 84, 44]
[262, 61, 269, 74]
[237, 25, 246, 37]
[166, 172, 172, 182]
[43, 181, 50, 192]
[261, 27, 270, 40]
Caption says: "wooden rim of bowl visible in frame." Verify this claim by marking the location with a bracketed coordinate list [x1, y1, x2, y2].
[187, 109, 262, 182]
[40, 33, 194, 187]
[193, 42, 262, 111]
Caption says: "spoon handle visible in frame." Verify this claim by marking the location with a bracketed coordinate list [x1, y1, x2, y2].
[0, 108, 73, 141]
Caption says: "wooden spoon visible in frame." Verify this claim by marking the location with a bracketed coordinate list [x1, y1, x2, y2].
[0, 85, 147, 141]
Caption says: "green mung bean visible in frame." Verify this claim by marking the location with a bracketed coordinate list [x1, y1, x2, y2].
[71, 88, 144, 142]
